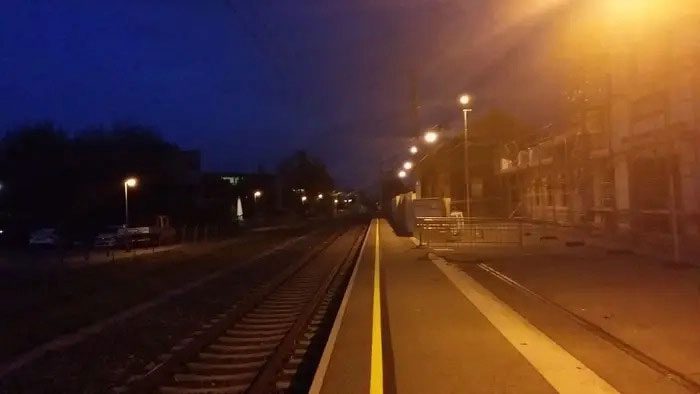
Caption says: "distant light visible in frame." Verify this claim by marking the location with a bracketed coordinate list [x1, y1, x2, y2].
[317, 193, 324, 199]
[459, 94, 471, 106]
[301, 195, 307, 202]
[423, 131, 438, 144]
[124, 178, 138, 187]
[333, 198, 339, 204]
[410, 146, 418, 155]
[253, 190, 262, 198]
[403, 161, 413, 171]
[348, 198, 353, 202]
[398, 170, 407, 179]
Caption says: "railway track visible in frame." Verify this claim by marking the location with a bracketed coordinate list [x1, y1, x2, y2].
[119, 222, 368, 394]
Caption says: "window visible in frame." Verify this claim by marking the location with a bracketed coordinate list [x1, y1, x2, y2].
[559, 174, 568, 207]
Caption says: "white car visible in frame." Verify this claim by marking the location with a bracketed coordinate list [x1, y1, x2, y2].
[29, 228, 60, 247]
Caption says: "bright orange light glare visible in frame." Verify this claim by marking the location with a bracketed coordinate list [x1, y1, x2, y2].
[602, 0, 689, 25]
[423, 131, 438, 144]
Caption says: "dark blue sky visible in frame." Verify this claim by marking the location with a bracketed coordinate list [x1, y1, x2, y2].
[0, 0, 575, 189]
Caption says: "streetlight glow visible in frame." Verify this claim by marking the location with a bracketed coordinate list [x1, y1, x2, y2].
[253, 190, 262, 198]
[398, 170, 407, 179]
[334, 198, 338, 204]
[403, 161, 413, 170]
[410, 145, 418, 155]
[317, 193, 323, 199]
[459, 94, 471, 106]
[423, 130, 439, 144]
[301, 195, 307, 202]
[123, 177, 138, 228]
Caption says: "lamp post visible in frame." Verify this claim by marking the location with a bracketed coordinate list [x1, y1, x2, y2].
[253, 190, 262, 213]
[459, 94, 473, 219]
[124, 178, 138, 227]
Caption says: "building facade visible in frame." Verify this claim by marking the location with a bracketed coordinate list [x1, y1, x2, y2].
[499, 15, 700, 238]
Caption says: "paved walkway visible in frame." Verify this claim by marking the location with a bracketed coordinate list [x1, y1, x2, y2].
[312, 218, 695, 394]
[520, 221, 700, 264]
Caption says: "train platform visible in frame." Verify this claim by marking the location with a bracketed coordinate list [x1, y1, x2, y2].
[309, 218, 694, 394]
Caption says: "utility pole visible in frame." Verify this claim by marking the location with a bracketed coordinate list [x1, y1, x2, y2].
[662, 92, 681, 263]
[663, 29, 681, 263]
[463, 107, 472, 220]
[459, 95, 473, 220]
[409, 70, 421, 137]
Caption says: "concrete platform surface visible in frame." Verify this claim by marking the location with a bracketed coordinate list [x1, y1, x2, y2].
[312, 219, 696, 393]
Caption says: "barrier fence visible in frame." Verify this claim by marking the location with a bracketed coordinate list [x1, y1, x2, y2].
[415, 217, 525, 247]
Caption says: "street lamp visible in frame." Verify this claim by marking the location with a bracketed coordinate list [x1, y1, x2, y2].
[403, 161, 413, 171]
[459, 93, 473, 219]
[423, 130, 439, 144]
[410, 145, 418, 155]
[301, 195, 307, 203]
[398, 170, 407, 179]
[123, 178, 138, 227]
[253, 190, 262, 213]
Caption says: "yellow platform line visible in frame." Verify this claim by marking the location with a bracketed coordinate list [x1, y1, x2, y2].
[370, 219, 384, 394]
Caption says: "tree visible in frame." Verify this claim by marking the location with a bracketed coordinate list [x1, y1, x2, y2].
[277, 151, 334, 211]
[0, 122, 199, 240]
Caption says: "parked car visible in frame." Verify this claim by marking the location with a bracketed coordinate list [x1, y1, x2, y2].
[118, 215, 176, 247]
[29, 228, 61, 247]
[93, 225, 122, 248]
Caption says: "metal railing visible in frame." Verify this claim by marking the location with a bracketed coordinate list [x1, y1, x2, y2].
[415, 217, 524, 247]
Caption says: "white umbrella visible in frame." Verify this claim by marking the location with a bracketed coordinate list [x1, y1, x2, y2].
[236, 197, 244, 221]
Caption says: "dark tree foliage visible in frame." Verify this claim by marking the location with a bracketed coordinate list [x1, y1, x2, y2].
[197, 176, 238, 223]
[0, 122, 198, 239]
[277, 150, 334, 210]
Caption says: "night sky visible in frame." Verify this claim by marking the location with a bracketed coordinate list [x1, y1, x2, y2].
[0, 0, 576, 189]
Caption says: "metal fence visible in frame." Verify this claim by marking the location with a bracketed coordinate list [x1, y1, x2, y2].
[415, 217, 525, 247]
